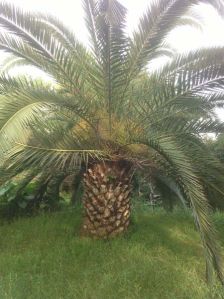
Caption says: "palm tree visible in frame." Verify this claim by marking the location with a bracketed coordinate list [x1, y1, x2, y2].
[0, 0, 224, 283]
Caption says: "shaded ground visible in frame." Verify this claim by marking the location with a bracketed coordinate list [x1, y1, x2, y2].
[0, 203, 224, 299]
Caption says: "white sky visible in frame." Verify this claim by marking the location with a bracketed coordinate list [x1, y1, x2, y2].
[3, 0, 224, 119]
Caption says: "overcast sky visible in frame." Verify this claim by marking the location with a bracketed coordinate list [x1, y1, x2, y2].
[5, 0, 224, 50]
[4, 0, 224, 119]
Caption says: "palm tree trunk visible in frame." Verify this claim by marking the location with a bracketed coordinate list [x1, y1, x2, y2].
[43, 173, 66, 209]
[71, 168, 84, 205]
[82, 160, 132, 238]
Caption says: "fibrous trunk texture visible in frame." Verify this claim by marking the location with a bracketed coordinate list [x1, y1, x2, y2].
[82, 161, 132, 238]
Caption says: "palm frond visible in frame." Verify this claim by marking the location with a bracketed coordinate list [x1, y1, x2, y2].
[83, 0, 130, 129]
[0, 3, 99, 97]
[154, 171, 188, 208]
[156, 47, 224, 78]
[5, 142, 107, 173]
[127, 1, 195, 79]
[0, 54, 31, 74]
[38, 14, 79, 49]
[141, 135, 224, 283]
[126, 0, 224, 84]
[0, 74, 98, 153]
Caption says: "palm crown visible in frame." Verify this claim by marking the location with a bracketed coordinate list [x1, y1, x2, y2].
[0, 0, 224, 283]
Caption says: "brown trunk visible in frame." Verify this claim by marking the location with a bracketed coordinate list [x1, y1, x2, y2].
[71, 168, 84, 205]
[82, 160, 132, 238]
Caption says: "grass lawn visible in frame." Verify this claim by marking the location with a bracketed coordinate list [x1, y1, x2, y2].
[0, 203, 224, 299]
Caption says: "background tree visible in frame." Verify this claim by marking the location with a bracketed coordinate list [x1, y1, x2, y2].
[207, 134, 224, 163]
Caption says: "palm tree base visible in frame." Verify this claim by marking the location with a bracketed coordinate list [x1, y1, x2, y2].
[82, 161, 132, 238]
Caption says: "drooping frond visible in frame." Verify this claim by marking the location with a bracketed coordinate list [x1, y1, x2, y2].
[155, 47, 224, 78]
[0, 54, 31, 74]
[37, 14, 79, 49]
[153, 171, 188, 208]
[6, 143, 106, 172]
[125, 0, 224, 87]
[0, 3, 100, 97]
[140, 135, 224, 283]
[0, 74, 98, 154]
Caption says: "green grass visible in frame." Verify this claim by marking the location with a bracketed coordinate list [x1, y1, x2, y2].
[0, 203, 224, 299]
